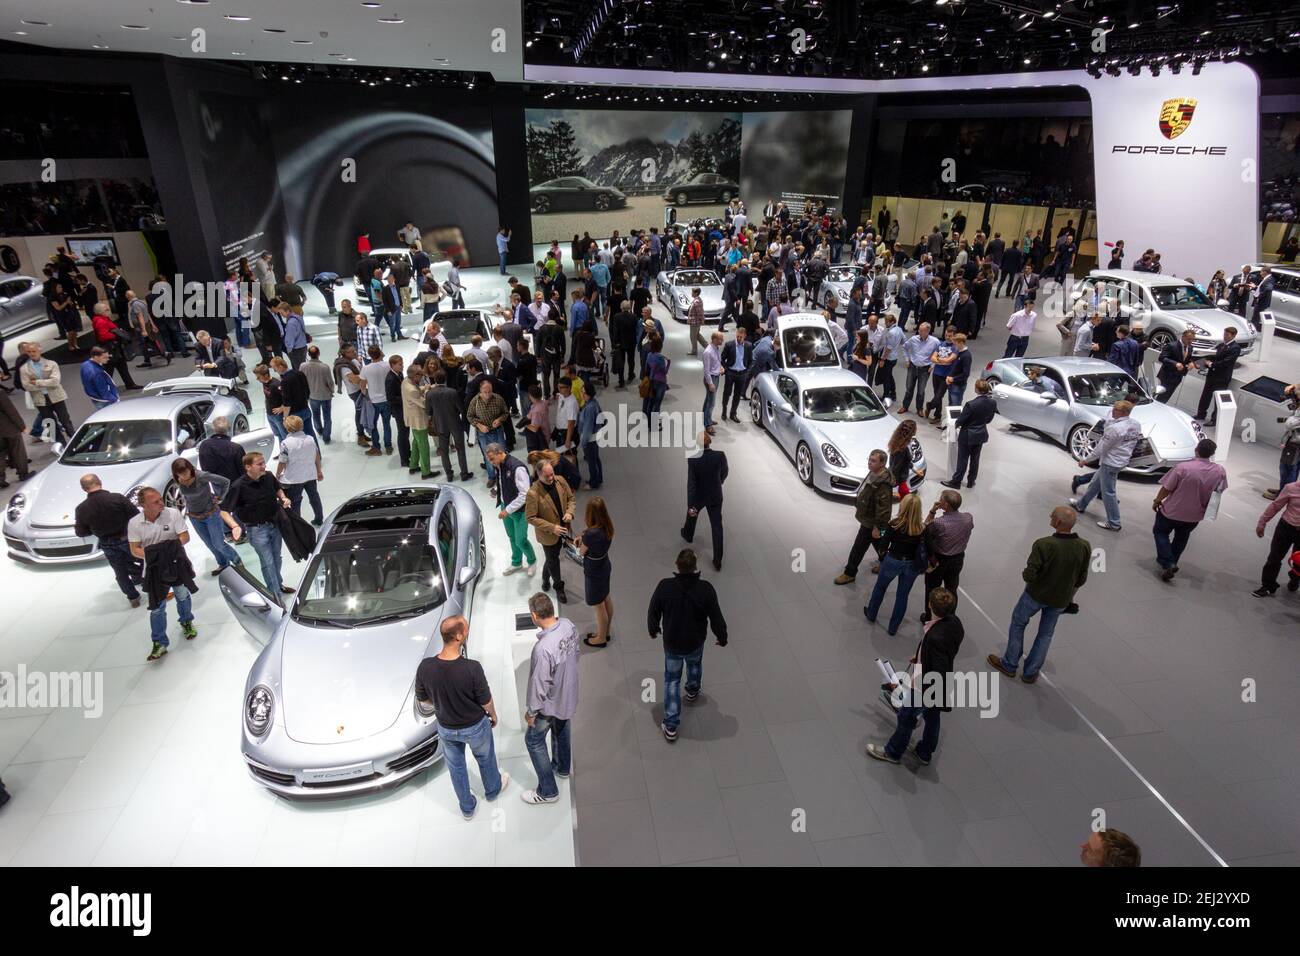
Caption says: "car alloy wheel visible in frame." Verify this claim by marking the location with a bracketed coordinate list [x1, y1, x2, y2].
[1068, 423, 1097, 461]
[796, 442, 814, 486]
[749, 392, 764, 428]
[676, 192, 688, 206]
[233, 414, 249, 434]
[164, 480, 185, 511]
[534, 195, 550, 213]
[721, 191, 731, 202]
[594, 193, 610, 211]
[1147, 329, 1174, 352]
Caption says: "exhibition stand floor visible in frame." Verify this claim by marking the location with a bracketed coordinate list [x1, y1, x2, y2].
[1, 263, 1298, 866]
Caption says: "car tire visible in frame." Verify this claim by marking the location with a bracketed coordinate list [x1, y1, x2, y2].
[1147, 329, 1175, 352]
[534, 195, 551, 214]
[721, 191, 732, 202]
[749, 392, 764, 429]
[594, 193, 610, 211]
[163, 480, 185, 512]
[676, 192, 688, 206]
[1068, 423, 1097, 462]
[795, 442, 815, 487]
[233, 414, 249, 434]
[477, 527, 486, 582]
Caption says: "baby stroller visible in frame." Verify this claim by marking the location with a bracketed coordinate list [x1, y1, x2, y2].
[584, 336, 611, 389]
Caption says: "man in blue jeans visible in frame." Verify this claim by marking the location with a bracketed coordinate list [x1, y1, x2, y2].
[414, 615, 509, 819]
[1070, 399, 1141, 532]
[988, 506, 1091, 684]
[496, 226, 510, 275]
[171, 458, 242, 574]
[521, 592, 580, 806]
[647, 548, 729, 742]
[223, 451, 295, 596]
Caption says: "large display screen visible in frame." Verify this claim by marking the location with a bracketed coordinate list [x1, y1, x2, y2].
[525, 107, 741, 242]
[739, 109, 853, 219]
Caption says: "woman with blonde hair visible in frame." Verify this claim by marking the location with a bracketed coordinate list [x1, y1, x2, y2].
[275, 414, 324, 525]
[579, 496, 615, 647]
[864, 493, 926, 635]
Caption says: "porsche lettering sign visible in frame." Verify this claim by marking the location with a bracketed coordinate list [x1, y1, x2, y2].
[1158, 98, 1198, 140]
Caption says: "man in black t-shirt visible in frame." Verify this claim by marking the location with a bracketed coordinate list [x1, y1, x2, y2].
[224, 451, 293, 595]
[414, 615, 508, 819]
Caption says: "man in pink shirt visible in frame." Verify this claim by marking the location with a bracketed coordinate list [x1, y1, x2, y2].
[1151, 439, 1227, 582]
[1254, 478, 1300, 597]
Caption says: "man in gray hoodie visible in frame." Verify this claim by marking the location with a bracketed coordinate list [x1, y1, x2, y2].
[521, 591, 580, 805]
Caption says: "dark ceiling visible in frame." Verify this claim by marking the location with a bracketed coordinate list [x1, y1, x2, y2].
[522, 0, 1300, 79]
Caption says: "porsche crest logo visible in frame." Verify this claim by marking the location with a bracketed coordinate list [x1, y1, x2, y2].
[1158, 98, 1198, 140]
[336, 725, 345, 735]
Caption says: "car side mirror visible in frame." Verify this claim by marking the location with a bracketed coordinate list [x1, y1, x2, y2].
[240, 591, 270, 611]
[777, 401, 794, 415]
[882, 396, 894, 409]
[51, 442, 64, 456]
[457, 566, 476, 588]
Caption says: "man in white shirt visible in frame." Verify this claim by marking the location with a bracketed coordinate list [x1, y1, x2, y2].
[1070, 399, 1142, 531]
[901, 321, 941, 414]
[701, 330, 723, 433]
[554, 377, 580, 452]
[128, 486, 195, 661]
[1004, 303, 1038, 358]
[398, 222, 421, 247]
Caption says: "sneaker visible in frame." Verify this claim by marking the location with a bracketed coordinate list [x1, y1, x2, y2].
[1263, 489, 1279, 500]
[1096, 521, 1121, 531]
[833, 573, 856, 585]
[520, 789, 558, 805]
[554, 768, 570, 779]
[1021, 672, 1040, 685]
[487, 770, 511, 800]
[1068, 497, 1085, 512]
[462, 802, 478, 821]
[146, 642, 168, 662]
[1160, 567, 1176, 583]
[502, 564, 524, 576]
[180, 621, 198, 641]
[909, 744, 931, 766]
[662, 722, 678, 743]
[866, 743, 900, 764]
[986, 653, 1016, 678]
[684, 687, 700, 703]
[130, 598, 141, 609]
[1252, 586, 1275, 598]
[1289, 577, 1300, 593]
[525, 563, 537, 577]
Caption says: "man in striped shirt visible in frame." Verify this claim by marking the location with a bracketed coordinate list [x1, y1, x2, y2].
[354, 312, 383, 364]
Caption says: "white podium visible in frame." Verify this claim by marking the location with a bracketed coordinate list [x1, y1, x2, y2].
[1255, 311, 1276, 363]
[1141, 348, 1158, 396]
[1210, 390, 1236, 463]
[945, 403, 963, 474]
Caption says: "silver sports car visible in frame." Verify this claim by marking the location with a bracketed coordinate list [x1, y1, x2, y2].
[749, 313, 926, 495]
[223, 484, 485, 798]
[818, 264, 865, 316]
[4, 377, 264, 564]
[655, 268, 725, 322]
[434, 309, 503, 358]
[983, 355, 1204, 473]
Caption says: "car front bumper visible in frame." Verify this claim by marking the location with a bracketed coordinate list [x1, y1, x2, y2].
[242, 723, 443, 798]
[815, 462, 928, 497]
[4, 520, 101, 564]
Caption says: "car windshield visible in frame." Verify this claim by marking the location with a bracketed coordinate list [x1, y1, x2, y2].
[802, 385, 887, 422]
[292, 532, 447, 625]
[572, 177, 596, 187]
[1069, 373, 1151, 406]
[674, 271, 720, 286]
[60, 419, 173, 465]
[827, 267, 862, 282]
[438, 313, 487, 342]
[1150, 285, 1213, 310]
[783, 327, 839, 367]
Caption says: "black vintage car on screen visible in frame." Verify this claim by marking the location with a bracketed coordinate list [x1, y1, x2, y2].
[530, 177, 627, 213]
[662, 171, 739, 206]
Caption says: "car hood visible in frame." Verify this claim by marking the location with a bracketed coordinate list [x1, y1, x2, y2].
[280, 616, 439, 745]
[804, 416, 901, 472]
[1167, 308, 1255, 338]
[23, 459, 164, 528]
[1129, 402, 1199, 457]
[674, 286, 725, 309]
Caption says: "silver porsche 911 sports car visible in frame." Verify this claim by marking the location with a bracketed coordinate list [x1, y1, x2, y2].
[749, 313, 926, 495]
[655, 268, 725, 322]
[818, 264, 865, 316]
[4, 377, 264, 564]
[983, 355, 1204, 473]
[223, 484, 485, 798]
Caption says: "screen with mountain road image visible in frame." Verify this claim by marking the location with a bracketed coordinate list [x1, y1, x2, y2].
[525, 108, 741, 240]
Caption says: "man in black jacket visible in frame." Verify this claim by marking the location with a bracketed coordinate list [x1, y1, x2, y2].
[426, 370, 473, 480]
[197, 417, 246, 483]
[942, 378, 997, 489]
[647, 548, 728, 743]
[535, 315, 566, 398]
[385, 354, 410, 468]
[1194, 327, 1241, 424]
[681, 431, 728, 571]
[719, 327, 754, 424]
[1156, 329, 1196, 404]
[609, 301, 638, 388]
[74, 473, 143, 608]
[867, 587, 965, 765]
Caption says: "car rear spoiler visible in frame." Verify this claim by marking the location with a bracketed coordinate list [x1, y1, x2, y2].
[142, 376, 238, 397]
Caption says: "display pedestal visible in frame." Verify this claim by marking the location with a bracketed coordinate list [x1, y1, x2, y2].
[1211, 390, 1236, 464]
[1255, 311, 1276, 363]
[1141, 348, 1158, 396]
[945, 404, 963, 475]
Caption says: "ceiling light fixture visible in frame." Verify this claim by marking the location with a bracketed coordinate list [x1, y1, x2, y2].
[263, 28, 286, 33]
[121, 24, 150, 30]
[377, 18, 405, 24]
[20, 19, 50, 26]
[292, 39, 313, 44]
[224, 15, 252, 22]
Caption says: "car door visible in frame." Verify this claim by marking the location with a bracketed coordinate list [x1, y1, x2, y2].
[218, 563, 284, 645]
[0, 278, 42, 334]
[174, 402, 209, 450]
[771, 373, 800, 450]
[1269, 273, 1300, 332]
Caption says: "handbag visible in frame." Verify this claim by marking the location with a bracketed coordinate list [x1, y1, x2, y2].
[638, 377, 652, 399]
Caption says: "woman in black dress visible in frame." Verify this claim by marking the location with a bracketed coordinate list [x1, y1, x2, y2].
[579, 496, 614, 647]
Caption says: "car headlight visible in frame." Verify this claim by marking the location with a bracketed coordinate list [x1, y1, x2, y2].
[908, 438, 924, 463]
[414, 695, 436, 720]
[6, 492, 28, 523]
[1187, 323, 1210, 337]
[245, 684, 274, 737]
[821, 443, 847, 468]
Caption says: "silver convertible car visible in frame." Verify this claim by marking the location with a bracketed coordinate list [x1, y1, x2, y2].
[982, 355, 1204, 473]
[222, 484, 485, 798]
[749, 313, 926, 495]
[655, 268, 725, 322]
[4, 377, 264, 564]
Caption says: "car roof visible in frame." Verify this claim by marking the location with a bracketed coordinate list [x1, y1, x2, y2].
[1000, 355, 1127, 375]
[779, 366, 871, 388]
[1087, 269, 1190, 287]
[777, 311, 833, 331]
[1250, 263, 1300, 276]
[83, 393, 210, 423]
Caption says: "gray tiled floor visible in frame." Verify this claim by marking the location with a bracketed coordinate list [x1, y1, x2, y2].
[560, 273, 1300, 867]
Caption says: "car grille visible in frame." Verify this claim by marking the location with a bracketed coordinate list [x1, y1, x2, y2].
[32, 543, 95, 558]
[830, 476, 860, 492]
[29, 521, 74, 530]
[247, 763, 296, 787]
[388, 736, 440, 773]
[5, 536, 30, 553]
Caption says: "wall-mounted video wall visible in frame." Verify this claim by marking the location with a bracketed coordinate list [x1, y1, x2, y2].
[524, 106, 852, 241]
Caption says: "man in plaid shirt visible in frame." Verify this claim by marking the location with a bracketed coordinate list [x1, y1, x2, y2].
[354, 312, 383, 364]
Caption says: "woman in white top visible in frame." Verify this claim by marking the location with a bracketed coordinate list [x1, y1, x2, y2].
[276, 415, 324, 525]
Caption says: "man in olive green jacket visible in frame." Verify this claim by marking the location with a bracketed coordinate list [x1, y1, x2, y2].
[988, 505, 1091, 684]
[834, 449, 894, 585]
